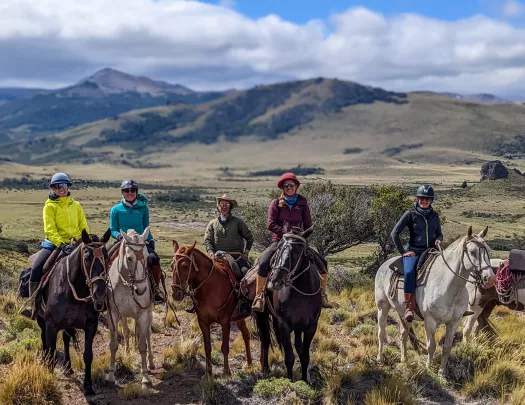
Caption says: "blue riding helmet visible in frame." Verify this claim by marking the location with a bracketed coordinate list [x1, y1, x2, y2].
[50, 172, 72, 186]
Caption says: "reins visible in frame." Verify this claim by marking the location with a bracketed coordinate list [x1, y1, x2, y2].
[67, 242, 108, 303]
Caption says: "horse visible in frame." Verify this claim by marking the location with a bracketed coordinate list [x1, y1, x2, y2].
[36, 229, 111, 396]
[255, 226, 321, 382]
[106, 227, 155, 388]
[170, 240, 252, 376]
[463, 258, 525, 342]
[375, 226, 496, 375]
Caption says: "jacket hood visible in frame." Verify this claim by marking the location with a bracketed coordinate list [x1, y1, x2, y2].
[120, 193, 148, 208]
[45, 195, 74, 206]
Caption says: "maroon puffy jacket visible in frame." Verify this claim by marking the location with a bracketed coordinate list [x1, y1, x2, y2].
[267, 195, 312, 241]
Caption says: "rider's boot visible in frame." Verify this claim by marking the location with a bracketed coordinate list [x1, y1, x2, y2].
[150, 265, 165, 304]
[320, 273, 334, 309]
[404, 293, 415, 322]
[252, 275, 267, 312]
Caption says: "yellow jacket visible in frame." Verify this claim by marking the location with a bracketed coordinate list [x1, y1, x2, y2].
[43, 195, 89, 247]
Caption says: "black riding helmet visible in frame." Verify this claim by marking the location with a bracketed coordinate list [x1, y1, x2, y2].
[416, 184, 435, 199]
[121, 179, 138, 191]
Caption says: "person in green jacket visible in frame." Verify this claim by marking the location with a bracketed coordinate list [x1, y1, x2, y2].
[109, 180, 164, 304]
[185, 194, 254, 313]
[25, 172, 90, 319]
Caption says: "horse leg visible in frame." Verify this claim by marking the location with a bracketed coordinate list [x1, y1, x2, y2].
[44, 326, 58, 370]
[399, 319, 409, 362]
[300, 325, 317, 383]
[107, 313, 119, 384]
[294, 330, 303, 361]
[376, 301, 390, 363]
[62, 329, 74, 375]
[423, 319, 438, 369]
[198, 318, 213, 376]
[462, 304, 484, 344]
[439, 319, 461, 377]
[147, 313, 155, 370]
[120, 317, 131, 352]
[220, 319, 232, 377]
[236, 319, 252, 369]
[37, 316, 47, 355]
[280, 324, 295, 381]
[255, 312, 270, 377]
[136, 312, 152, 388]
[83, 324, 97, 396]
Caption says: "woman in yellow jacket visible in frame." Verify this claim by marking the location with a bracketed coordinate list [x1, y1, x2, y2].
[28, 172, 89, 316]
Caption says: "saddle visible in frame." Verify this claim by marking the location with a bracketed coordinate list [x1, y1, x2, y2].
[509, 249, 525, 273]
[389, 248, 433, 275]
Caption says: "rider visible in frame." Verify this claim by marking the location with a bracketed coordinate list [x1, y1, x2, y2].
[252, 172, 333, 312]
[391, 184, 443, 322]
[26, 172, 90, 319]
[185, 194, 254, 313]
[109, 180, 164, 304]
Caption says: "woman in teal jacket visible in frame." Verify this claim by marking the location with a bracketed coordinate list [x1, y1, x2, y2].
[110, 180, 164, 304]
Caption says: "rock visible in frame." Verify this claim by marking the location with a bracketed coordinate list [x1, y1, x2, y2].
[480, 160, 509, 181]
[513, 168, 523, 176]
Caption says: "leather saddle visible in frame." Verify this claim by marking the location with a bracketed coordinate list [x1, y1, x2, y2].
[509, 249, 525, 273]
[216, 253, 250, 281]
[389, 248, 433, 275]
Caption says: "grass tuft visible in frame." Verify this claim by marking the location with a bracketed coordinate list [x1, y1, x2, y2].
[253, 377, 316, 401]
[117, 383, 152, 399]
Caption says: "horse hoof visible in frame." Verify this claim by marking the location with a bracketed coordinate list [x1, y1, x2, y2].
[148, 364, 156, 371]
[84, 386, 96, 396]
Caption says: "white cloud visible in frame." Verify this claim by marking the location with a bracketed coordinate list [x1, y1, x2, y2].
[1, 1, 525, 98]
[219, 0, 236, 9]
[502, 0, 523, 17]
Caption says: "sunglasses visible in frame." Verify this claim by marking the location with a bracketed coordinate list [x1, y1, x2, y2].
[122, 188, 137, 193]
[282, 183, 296, 189]
[418, 197, 432, 202]
[52, 183, 69, 190]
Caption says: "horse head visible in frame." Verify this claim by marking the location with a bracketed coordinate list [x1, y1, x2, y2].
[118, 227, 150, 295]
[80, 228, 111, 311]
[465, 225, 496, 289]
[170, 240, 198, 301]
[268, 226, 313, 292]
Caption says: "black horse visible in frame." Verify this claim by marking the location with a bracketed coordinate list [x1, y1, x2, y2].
[37, 229, 110, 396]
[255, 226, 322, 382]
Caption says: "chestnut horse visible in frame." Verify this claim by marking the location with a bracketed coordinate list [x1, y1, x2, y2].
[171, 240, 252, 376]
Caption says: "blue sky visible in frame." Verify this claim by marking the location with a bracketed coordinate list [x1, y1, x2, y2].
[209, 0, 495, 23]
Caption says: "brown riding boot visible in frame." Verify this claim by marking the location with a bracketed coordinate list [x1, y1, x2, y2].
[320, 273, 334, 309]
[252, 275, 267, 312]
[404, 293, 415, 322]
[150, 265, 165, 304]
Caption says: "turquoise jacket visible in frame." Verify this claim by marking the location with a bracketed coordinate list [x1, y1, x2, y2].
[109, 193, 153, 241]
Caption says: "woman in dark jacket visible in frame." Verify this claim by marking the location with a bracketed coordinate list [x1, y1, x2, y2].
[252, 172, 333, 312]
[391, 184, 443, 322]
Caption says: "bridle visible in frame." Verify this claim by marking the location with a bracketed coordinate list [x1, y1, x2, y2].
[171, 249, 234, 311]
[67, 241, 108, 304]
[115, 239, 151, 309]
[438, 237, 493, 289]
[272, 233, 321, 296]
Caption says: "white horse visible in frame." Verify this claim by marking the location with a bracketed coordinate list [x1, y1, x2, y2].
[375, 226, 496, 374]
[463, 258, 525, 342]
[106, 227, 154, 388]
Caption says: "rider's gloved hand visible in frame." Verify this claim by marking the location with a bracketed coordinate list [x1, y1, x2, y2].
[242, 250, 250, 261]
[147, 240, 155, 250]
[60, 243, 73, 255]
[215, 250, 225, 257]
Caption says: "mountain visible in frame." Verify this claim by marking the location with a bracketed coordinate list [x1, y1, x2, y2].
[415, 91, 514, 104]
[0, 88, 50, 101]
[0, 68, 226, 135]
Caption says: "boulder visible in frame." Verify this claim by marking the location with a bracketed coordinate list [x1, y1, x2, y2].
[480, 160, 509, 181]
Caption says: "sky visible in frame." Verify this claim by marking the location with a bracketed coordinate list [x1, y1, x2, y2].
[2, 0, 525, 98]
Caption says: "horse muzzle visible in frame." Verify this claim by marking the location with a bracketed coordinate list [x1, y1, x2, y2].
[93, 298, 106, 312]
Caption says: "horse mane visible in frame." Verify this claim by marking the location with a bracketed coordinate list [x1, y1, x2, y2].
[445, 236, 466, 252]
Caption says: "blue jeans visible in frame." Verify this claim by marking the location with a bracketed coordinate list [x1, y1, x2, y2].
[403, 255, 420, 293]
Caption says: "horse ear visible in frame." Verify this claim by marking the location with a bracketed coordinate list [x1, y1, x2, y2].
[187, 241, 197, 254]
[81, 229, 91, 244]
[121, 231, 133, 244]
[101, 228, 111, 243]
[467, 226, 473, 239]
[301, 226, 314, 239]
[478, 226, 488, 239]
[141, 226, 150, 241]
[172, 240, 179, 253]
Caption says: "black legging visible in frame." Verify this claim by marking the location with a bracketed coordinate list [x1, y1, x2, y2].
[30, 248, 54, 283]
[146, 244, 160, 267]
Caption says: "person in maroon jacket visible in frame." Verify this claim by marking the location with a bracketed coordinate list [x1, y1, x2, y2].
[252, 172, 333, 312]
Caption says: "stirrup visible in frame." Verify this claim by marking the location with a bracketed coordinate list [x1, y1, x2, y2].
[252, 294, 265, 312]
[404, 309, 414, 322]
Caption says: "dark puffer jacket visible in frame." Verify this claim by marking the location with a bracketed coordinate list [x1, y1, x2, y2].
[267, 195, 312, 241]
[391, 205, 443, 255]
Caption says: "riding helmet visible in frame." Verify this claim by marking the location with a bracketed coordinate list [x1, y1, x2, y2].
[120, 179, 138, 191]
[50, 172, 72, 186]
[416, 184, 435, 198]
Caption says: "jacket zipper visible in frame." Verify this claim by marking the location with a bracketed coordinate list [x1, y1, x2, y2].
[67, 200, 72, 242]
[414, 211, 429, 247]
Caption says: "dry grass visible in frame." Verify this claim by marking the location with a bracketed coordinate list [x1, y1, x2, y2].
[117, 383, 153, 399]
[0, 358, 62, 405]
[162, 335, 202, 373]
[364, 375, 415, 405]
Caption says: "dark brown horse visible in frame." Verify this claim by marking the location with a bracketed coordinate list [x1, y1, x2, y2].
[170, 240, 252, 376]
[255, 227, 321, 382]
[37, 229, 111, 396]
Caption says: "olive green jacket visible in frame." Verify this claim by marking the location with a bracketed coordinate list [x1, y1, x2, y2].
[204, 215, 254, 255]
